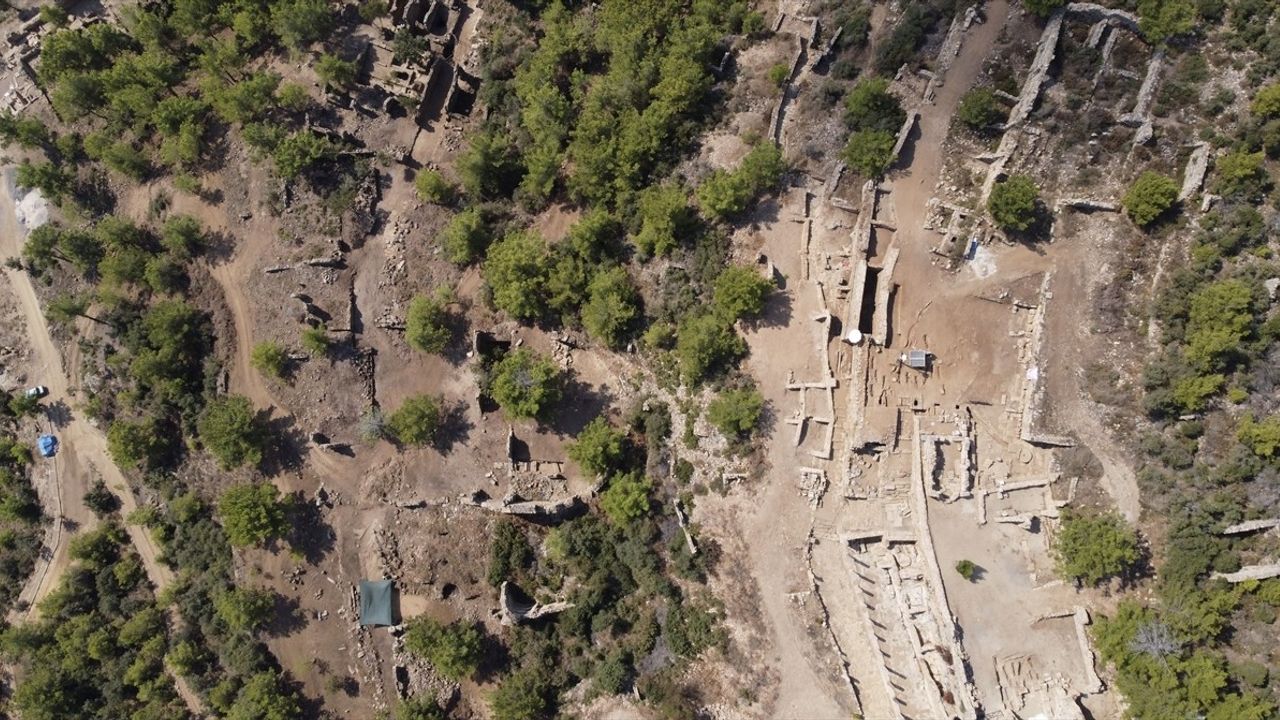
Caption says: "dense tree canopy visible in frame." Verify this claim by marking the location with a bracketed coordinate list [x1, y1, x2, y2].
[218, 482, 289, 548]
[198, 395, 268, 469]
[387, 395, 444, 447]
[1053, 510, 1141, 586]
[987, 175, 1041, 232]
[1123, 171, 1179, 227]
[489, 349, 562, 420]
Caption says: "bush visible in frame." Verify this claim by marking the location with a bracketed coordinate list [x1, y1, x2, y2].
[844, 76, 904, 133]
[567, 416, 626, 477]
[707, 387, 764, 438]
[696, 143, 785, 220]
[600, 471, 652, 525]
[198, 395, 269, 469]
[1123, 171, 1179, 227]
[218, 482, 289, 548]
[300, 324, 330, 355]
[405, 293, 452, 353]
[957, 87, 1005, 131]
[955, 559, 978, 581]
[395, 697, 446, 720]
[415, 169, 457, 205]
[215, 587, 276, 633]
[484, 231, 549, 321]
[767, 63, 790, 89]
[1184, 279, 1253, 372]
[1025, 0, 1066, 17]
[487, 520, 533, 586]
[107, 417, 170, 469]
[1252, 84, 1280, 119]
[1138, 0, 1195, 43]
[712, 266, 773, 320]
[442, 206, 495, 265]
[489, 349, 561, 420]
[1053, 510, 1141, 585]
[403, 617, 484, 680]
[581, 266, 640, 348]
[988, 175, 1041, 231]
[226, 671, 301, 720]
[1212, 150, 1269, 200]
[250, 341, 288, 378]
[358, 407, 387, 441]
[272, 131, 334, 179]
[83, 479, 120, 517]
[315, 54, 356, 89]
[676, 314, 746, 384]
[387, 395, 443, 446]
[632, 184, 693, 257]
[489, 666, 551, 720]
[842, 129, 896, 178]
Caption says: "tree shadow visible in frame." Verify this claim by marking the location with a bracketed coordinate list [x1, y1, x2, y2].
[261, 411, 307, 476]
[202, 229, 239, 266]
[43, 399, 73, 429]
[546, 376, 615, 437]
[268, 591, 311, 638]
[746, 287, 794, 331]
[440, 311, 474, 367]
[432, 400, 473, 455]
[475, 626, 512, 683]
[287, 495, 336, 565]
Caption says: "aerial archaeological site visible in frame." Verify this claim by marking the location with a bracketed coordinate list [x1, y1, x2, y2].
[2, 0, 1280, 718]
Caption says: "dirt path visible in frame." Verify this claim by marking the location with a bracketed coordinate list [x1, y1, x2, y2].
[0, 170, 205, 716]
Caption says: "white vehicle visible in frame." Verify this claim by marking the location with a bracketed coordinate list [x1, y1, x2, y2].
[24, 386, 48, 399]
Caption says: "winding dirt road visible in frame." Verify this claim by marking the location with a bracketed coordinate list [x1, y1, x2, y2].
[0, 170, 204, 715]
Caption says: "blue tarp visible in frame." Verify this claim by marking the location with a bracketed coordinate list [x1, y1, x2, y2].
[37, 434, 57, 458]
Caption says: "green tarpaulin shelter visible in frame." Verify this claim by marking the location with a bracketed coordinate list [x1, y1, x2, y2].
[359, 579, 394, 626]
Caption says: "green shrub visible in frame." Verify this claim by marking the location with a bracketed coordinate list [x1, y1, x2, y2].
[415, 169, 457, 205]
[487, 520, 533, 587]
[767, 63, 790, 89]
[712, 266, 773, 320]
[706, 387, 764, 438]
[405, 293, 452, 353]
[696, 143, 785, 220]
[1053, 510, 1141, 585]
[489, 666, 551, 720]
[1138, 0, 1195, 43]
[314, 54, 356, 89]
[842, 129, 896, 178]
[582, 266, 641, 348]
[218, 482, 289, 548]
[403, 617, 484, 680]
[844, 76, 904, 132]
[489, 349, 561, 419]
[300, 324, 330, 355]
[272, 131, 335, 179]
[1025, 0, 1067, 17]
[600, 471, 652, 524]
[1212, 150, 1269, 200]
[988, 175, 1040, 232]
[387, 395, 443, 446]
[107, 417, 170, 469]
[250, 341, 288, 378]
[632, 184, 692, 257]
[199, 395, 269, 469]
[958, 87, 1006, 131]
[215, 587, 276, 633]
[1123, 171, 1179, 227]
[442, 206, 495, 265]
[567, 417, 626, 477]
[955, 559, 978, 581]
[484, 231, 549, 321]
[676, 313, 746, 384]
